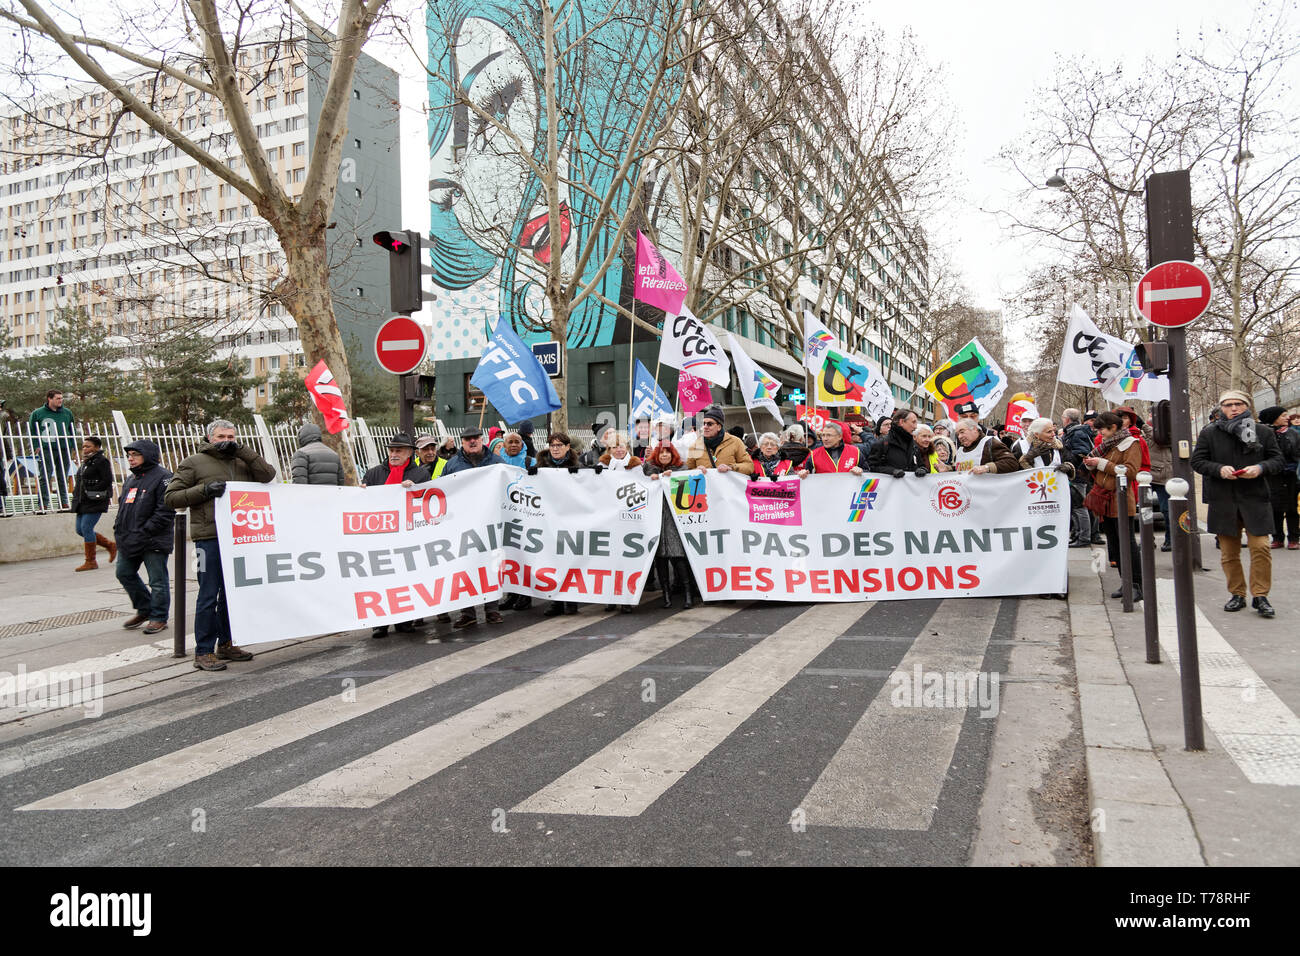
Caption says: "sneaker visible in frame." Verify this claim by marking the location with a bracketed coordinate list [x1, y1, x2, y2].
[142, 620, 168, 635]
[434, 613, 451, 623]
[216, 643, 254, 661]
[1270, 539, 1283, 549]
[1224, 595, 1247, 612]
[193, 653, 227, 672]
[1160, 542, 1172, 552]
[371, 626, 390, 639]
[1252, 596, 1275, 618]
[122, 612, 148, 629]
[453, 612, 478, 629]
[485, 611, 504, 624]
[1289, 542, 1299, 550]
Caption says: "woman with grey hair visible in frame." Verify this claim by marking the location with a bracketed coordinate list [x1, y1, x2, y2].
[1018, 418, 1077, 477]
[914, 424, 952, 473]
[778, 424, 811, 473]
[750, 431, 792, 479]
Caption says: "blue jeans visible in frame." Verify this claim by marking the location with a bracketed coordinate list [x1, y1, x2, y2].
[38, 446, 70, 510]
[116, 550, 171, 621]
[194, 539, 232, 655]
[75, 512, 101, 543]
[1152, 483, 1171, 544]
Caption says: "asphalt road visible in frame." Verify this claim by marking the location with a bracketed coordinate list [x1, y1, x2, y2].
[1, 595, 1022, 866]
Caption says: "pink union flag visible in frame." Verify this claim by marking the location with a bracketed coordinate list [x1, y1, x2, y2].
[635, 230, 688, 314]
[677, 371, 713, 414]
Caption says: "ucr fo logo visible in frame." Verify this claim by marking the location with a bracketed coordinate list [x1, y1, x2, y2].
[930, 479, 970, 518]
[230, 491, 275, 544]
[404, 487, 448, 530]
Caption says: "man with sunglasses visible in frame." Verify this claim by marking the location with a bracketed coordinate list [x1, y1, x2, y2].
[1191, 391, 1285, 618]
[441, 427, 506, 629]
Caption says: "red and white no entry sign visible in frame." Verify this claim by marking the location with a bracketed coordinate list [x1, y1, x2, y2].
[1134, 260, 1212, 328]
[374, 315, 427, 374]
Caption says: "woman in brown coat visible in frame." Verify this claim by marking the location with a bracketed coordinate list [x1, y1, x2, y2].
[1083, 411, 1143, 602]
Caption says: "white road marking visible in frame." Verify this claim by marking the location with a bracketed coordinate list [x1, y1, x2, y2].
[512, 602, 870, 817]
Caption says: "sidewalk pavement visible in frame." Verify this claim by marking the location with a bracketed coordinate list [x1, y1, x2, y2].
[1071, 535, 1300, 866]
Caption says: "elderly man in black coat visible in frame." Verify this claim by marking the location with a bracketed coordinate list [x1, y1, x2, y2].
[1190, 390, 1286, 618]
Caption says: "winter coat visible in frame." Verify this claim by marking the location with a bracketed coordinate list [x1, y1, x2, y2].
[441, 448, 505, 476]
[578, 441, 607, 469]
[113, 441, 176, 557]
[1143, 425, 1173, 485]
[1061, 422, 1096, 464]
[1190, 421, 1285, 536]
[867, 426, 922, 474]
[954, 434, 1021, 473]
[291, 423, 345, 486]
[71, 451, 114, 514]
[535, 449, 581, 472]
[164, 442, 277, 541]
[640, 459, 687, 558]
[1088, 435, 1142, 518]
[361, 459, 432, 487]
[684, 433, 755, 474]
[1018, 438, 1076, 479]
[598, 452, 642, 470]
[28, 402, 77, 457]
[1267, 425, 1300, 497]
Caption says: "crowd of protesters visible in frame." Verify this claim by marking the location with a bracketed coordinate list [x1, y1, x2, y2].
[19, 384, 1300, 669]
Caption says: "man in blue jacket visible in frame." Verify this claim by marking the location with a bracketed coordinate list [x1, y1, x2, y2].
[114, 439, 176, 634]
[440, 427, 505, 628]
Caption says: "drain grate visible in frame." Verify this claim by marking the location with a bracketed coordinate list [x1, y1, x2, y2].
[0, 608, 128, 639]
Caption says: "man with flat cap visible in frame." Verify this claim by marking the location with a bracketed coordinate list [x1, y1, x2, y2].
[440, 427, 507, 629]
[361, 433, 431, 638]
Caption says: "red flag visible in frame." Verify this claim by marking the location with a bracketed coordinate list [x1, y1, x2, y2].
[304, 360, 351, 434]
[677, 371, 713, 414]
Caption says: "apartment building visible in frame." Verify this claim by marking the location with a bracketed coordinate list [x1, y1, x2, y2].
[0, 30, 400, 409]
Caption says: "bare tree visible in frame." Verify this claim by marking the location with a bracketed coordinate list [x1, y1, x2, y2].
[1, 0, 397, 480]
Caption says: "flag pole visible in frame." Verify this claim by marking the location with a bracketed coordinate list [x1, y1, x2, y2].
[628, 301, 637, 430]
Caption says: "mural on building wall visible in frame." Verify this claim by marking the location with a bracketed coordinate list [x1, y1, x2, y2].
[426, 0, 670, 360]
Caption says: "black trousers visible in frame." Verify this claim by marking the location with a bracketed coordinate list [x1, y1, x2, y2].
[1101, 514, 1142, 585]
[1271, 473, 1299, 541]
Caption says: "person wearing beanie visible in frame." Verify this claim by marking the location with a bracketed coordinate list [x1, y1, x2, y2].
[1259, 405, 1300, 548]
[685, 407, 754, 474]
[113, 439, 175, 634]
[1191, 391, 1285, 617]
[517, 419, 537, 458]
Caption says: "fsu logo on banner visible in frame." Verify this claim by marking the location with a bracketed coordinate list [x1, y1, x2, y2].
[670, 474, 709, 515]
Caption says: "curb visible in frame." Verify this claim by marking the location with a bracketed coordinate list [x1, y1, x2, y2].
[1067, 548, 1204, 866]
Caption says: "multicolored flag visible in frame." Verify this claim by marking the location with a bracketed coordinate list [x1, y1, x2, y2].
[922, 337, 1008, 420]
[303, 360, 351, 434]
[802, 311, 837, 372]
[677, 370, 714, 415]
[1057, 304, 1170, 403]
[634, 230, 688, 315]
[727, 333, 782, 420]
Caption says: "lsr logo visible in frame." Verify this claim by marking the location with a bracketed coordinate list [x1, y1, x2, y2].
[230, 491, 275, 545]
[670, 475, 708, 523]
[404, 487, 448, 531]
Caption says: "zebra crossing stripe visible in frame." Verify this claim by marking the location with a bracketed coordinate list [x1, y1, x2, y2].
[0, 639, 174, 724]
[511, 602, 871, 817]
[258, 605, 738, 809]
[17, 614, 606, 811]
[799, 598, 1001, 829]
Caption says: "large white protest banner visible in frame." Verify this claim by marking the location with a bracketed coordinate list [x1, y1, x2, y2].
[664, 470, 1068, 601]
[214, 467, 663, 644]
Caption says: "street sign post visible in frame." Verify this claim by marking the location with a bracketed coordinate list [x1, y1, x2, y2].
[1134, 260, 1212, 328]
[374, 316, 427, 375]
[531, 341, 562, 378]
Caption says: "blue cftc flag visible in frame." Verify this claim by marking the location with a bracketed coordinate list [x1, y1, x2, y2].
[631, 359, 673, 420]
[470, 319, 562, 423]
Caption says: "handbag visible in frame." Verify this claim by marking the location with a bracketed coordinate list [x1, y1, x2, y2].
[1084, 483, 1114, 518]
[83, 488, 109, 502]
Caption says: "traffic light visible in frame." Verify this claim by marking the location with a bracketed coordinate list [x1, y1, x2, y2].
[1134, 339, 1170, 373]
[372, 229, 422, 314]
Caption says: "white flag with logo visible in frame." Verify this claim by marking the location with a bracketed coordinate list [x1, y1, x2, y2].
[802, 310, 838, 373]
[658, 306, 731, 387]
[727, 333, 782, 420]
[1058, 304, 1171, 402]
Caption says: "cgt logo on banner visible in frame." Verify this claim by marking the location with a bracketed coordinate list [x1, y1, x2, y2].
[668, 471, 1068, 603]
[230, 491, 275, 545]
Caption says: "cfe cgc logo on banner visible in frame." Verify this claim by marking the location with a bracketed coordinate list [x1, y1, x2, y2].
[670, 474, 709, 522]
[848, 478, 881, 520]
[230, 491, 275, 545]
[746, 479, 801, 525]
[1024, 470, 1062, 515]
[929, 479, 970, 519]
[505, 476, 544, 517]
[616, 481, 649, 520]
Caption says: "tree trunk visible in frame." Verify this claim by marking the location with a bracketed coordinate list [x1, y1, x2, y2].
[279, 227, 359, 485]
[549, 298, 571, 435]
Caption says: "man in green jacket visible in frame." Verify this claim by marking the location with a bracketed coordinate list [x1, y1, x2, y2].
[29, 389, 77, 510]
[164, 419, 277, 672]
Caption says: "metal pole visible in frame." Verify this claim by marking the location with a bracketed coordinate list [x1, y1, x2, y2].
[172, 513, 187, 658]
[1116, 465, 1134, 613]
[398, 373, 414, 435]
[1136, 470, 1160, 663]
[1166, 477, 1205, 750]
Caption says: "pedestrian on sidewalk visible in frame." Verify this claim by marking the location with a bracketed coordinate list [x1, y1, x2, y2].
[70, 436, 116, 571]
[1143, 421, 1174, 551]
[1062, 408, 1099, 546]
[1190, 391, 1285, 618]
[29, 389, 76, 511]
[114, 440, 175, 634]
[1259, 405, 1299, 549]
[290, 423, 345, 486]
[1083, 411, 1144, 603]
[164, 420, 276, 671]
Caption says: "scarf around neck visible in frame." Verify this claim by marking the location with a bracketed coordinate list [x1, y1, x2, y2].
[1215, 412, 1258, 449]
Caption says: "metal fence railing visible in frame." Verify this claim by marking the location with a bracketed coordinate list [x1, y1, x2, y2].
[1, 415, 601, 516]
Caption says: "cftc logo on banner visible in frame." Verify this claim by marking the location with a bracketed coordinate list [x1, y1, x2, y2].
[230, 491, 275, 545]
[505, 477, 544, 517]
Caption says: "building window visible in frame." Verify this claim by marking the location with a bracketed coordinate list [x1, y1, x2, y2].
[587, 361, 615, 407]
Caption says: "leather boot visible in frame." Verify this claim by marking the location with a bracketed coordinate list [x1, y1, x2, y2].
[95, 533, 117, 563]
[675, 559, 694, 609]
[74, 541, 98, 572]
[657, 558, 673, 608]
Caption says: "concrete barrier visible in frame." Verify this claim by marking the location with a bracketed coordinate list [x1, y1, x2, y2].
[0, 510, 113, 563]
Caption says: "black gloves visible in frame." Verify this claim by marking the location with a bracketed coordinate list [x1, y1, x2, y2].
[526, 464, 539, 476]
[567, 466, 580, 474]
[203, 480, 227, 499]
[891, 469, 906, 479]
[593, 464, 604, 475]
[914, 466, 929, 478]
